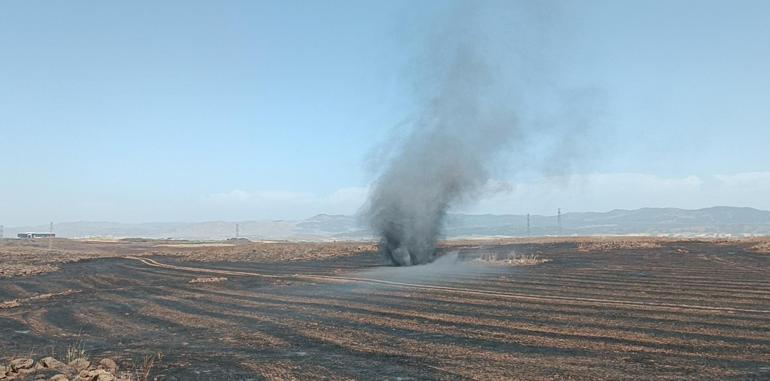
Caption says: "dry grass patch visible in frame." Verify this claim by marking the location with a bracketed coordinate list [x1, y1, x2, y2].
[155, 241, 377, 263]
[577, 239, 663, 252]
[750, 242, 770, 254]
[0, 238, 153, 278]
[0, 290, 81, 310]
[472, 251, 550, 266]
[189, 276, 228, 284]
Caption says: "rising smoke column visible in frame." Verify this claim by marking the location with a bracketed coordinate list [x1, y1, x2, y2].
[366, 3, 538, 266]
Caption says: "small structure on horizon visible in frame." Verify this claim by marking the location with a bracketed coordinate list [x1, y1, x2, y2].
[17, 232, 56, 239]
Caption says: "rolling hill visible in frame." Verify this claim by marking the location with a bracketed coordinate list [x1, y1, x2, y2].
[5, 207, 770, 240]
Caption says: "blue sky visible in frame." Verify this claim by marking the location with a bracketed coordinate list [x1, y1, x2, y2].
[2, 0, 769, 225]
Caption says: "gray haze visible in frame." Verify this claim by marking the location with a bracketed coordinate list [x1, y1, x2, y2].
[365, 1, 591, 266]
[5, 207, 770, 240]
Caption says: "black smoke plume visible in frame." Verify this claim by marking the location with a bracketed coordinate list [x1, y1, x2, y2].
[366, 1, 590, 266]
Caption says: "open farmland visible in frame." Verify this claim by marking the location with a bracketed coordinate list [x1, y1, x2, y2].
[1, 238, 770, 380]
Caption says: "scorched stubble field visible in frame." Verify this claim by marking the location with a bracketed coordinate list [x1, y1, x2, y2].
[1, 238, 769, 380]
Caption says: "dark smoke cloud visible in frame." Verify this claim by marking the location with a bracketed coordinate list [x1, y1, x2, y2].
[365, 1, 595, 266]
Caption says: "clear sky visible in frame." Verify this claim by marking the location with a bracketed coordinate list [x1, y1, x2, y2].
[2, 0, 769, 226]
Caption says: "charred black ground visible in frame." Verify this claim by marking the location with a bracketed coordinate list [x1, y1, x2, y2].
[2, 239, 770, 380]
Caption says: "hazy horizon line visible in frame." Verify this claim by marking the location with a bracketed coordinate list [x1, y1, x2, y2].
[4, 205, 767, 229]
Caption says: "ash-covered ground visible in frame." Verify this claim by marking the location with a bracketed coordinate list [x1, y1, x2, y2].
[1, 238, 770, 380]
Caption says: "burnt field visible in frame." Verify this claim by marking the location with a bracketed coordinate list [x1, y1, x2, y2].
[1, 239, 770, 380]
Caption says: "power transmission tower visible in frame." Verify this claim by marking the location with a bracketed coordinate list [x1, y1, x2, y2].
[557, 208, 562, 236]
[235, 223, 240, 239]
[0, 225, 3, 239]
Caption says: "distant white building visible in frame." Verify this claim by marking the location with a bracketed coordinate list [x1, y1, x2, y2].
[17, 233, 55, 239]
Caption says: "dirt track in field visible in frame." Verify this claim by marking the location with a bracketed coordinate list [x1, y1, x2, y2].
[1, 239, 770, 380]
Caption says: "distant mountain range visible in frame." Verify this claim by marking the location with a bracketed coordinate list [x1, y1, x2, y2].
[5, 206, 770, 241]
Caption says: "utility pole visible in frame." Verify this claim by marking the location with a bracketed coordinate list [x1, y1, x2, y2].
[235, 223, 240, 239]
[557, 208, 562, 236]
[48, 221, 54, 251]
[526, 214, 530, 236]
